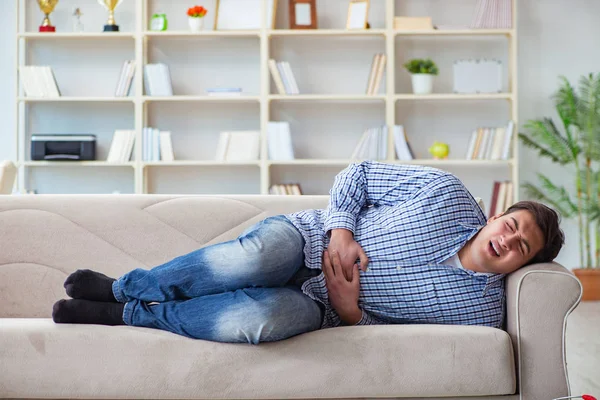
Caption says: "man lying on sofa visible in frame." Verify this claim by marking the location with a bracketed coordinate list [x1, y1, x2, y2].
[52, 161, 565, 345]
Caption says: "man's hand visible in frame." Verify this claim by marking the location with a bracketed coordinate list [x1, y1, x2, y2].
[322, 249, 362, 325]
[327, 229, 369, 281]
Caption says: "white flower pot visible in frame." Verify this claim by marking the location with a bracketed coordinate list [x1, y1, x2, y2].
[411, 73, 434, 95]
[188, 17, 204, 32]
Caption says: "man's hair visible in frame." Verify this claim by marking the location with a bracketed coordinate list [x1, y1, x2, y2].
[503, 201, 565, 264]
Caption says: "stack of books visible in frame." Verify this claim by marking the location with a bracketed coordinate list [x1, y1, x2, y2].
[366, 54, 386, 95]
[142, 127, 174, 162]
[267, 122, 294, 160]
[144, 63, 173, 96]
[115, 60, 135, 97]
[269, 184, 302, 195]
[206, 87, 242, 97]
[489, 181, 514, 217]
[465, 121, 514, 160]
[351, 125, 388, 160]
[19, 66, 60, 97]
[470, 0, 512, 29]
[106, 130, 135, 162]
[268, 59, 300, 95]
[215, 131, 260, 161]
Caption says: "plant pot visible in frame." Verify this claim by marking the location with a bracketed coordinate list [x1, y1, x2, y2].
[188, 17, 204, 32]
[573, 268, 600, 301]
[411, 73, 434, 95]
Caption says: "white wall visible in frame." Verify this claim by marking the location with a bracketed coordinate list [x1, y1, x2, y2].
[1, 0, 598, 269]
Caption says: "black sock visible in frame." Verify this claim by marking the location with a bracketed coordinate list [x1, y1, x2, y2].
[52, 299, 125, 326]
[64, 269, 118, 302]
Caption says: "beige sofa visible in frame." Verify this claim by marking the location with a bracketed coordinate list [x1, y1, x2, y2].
[0, 160, 17, 194]
[0, 195, 582, 400]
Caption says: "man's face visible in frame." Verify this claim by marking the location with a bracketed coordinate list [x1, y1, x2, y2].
[469, 210, 545, 274]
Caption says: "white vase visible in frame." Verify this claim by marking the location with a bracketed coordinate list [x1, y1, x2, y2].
[411, 73, 434, 95]
[188, 17, 204, 32]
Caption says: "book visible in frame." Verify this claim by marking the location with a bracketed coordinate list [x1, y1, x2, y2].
[107, 130, 135, 162]
[267, 121, 294, 161]
[372, 54, 387, 95]
[268, 59, 286, 95]
[366, 54, 381, 95]
[216, 131, 260, 161]
[19, 66, 60, 97]
[159, 131, 174, 161]
[144, 63, 173, 96]
[393, 125, 414, 161]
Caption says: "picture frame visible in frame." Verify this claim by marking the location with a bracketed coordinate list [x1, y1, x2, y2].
[215, 0, 278, 30]
[289, 0, 317, 29]
[346, 0, 369, 30]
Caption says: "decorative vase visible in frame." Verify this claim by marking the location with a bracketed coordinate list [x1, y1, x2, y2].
[411, 73, 434, 95]
[188, 17, 204, 32]
[573, 268, 600, 301]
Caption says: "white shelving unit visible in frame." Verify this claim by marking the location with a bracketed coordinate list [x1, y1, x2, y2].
[15, 0, 518, 200]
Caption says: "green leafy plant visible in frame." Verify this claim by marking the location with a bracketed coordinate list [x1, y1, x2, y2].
[403, 59, 439, 75]
[519, 73, 600, 268]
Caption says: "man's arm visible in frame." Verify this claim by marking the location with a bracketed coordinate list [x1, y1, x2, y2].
[323, 161, 444, 236]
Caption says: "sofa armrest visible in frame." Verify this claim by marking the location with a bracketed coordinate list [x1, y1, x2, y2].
[505, 262, 582, 400]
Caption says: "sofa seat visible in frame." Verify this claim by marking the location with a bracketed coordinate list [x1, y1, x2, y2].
[1, 318, 515, 399]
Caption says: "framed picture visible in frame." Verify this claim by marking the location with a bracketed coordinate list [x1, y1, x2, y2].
[215, 0, 278, 30]
[289, 0, 317, 29]
[346, 0, 369, 29]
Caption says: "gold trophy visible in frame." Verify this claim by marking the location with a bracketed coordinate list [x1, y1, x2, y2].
[37, 0, 59, 32]
[98, 0, 123, 32]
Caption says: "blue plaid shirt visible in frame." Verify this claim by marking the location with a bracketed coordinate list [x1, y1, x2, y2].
[285, 161, 506, 329]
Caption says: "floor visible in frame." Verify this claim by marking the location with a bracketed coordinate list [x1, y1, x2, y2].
[565, 301, 600, 397]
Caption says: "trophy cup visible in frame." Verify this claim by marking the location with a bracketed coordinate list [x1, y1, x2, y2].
[37, 0, 59, 32]
[98, 0, 123, 32]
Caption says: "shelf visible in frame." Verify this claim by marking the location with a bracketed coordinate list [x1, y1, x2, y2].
[394, 29, 514, 36]
[18, 32, 135, 39]
[144, 31, 260, 37]
[18, 97, 135, 103]
[269, 29, 386, 37]
[142, 161, 261, 167]
[269, 95, 386, 102]
[21, 161, 135, 167]
[143, 95, 260, 103]
[268, 159, 514, 166]
[394, 93, 513, 101]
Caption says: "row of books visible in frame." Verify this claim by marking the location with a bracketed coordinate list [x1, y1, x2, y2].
[366, 54, 387, 95]
[269, 184, 302, 195]
[351, 126, 388, 159]
[470, 0, 512, 29]
[465, 121, 514, 160]
[143, 127, 174, 161]
[489, 180, 514, 218]
[19, 66, 61, 97]
[268, 59, 300, 95]
[106, 128, 175, 162]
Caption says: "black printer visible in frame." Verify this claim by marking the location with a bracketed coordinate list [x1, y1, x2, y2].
[31, 134, 96, 161]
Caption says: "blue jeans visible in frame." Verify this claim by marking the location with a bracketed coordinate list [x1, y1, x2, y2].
[112, 215, 325, 344]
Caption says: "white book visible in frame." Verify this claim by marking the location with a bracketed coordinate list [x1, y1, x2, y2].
[393, 125, 413, 161]
[465, 130, 478, 160]
[372, 55, 386, 95]
[276, 62, 292, 94]
[490, 127, 505, 160]
[267, 122, 280, 159]
[366, 54, 380, 95]
[224, 131, 260, 161]
[484, 128, 496, 159]
[158, 64, 173, 96]
[159, 131, 174, 161]
[502, 120, 514, 159]
[107, 130, 126, 162]
[278, 122, 294, 160]
[152, 128, 161, 161]
[282, 62, 299, 95]
[123, 61, 136, 97]
[41, 67, 59, 97]
[31, 67, 47, 97]
[124, 130, 136, 162]
[268, 59, 286, 95]
[351, 129, 370, 159]
[19, 67, 36, 97]
[379, 126, 388, 159]
[215, 132, 230, 161]
[115, 61, 130, 97]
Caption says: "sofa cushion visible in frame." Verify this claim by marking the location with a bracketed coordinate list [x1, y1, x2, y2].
[0, 319, 515, 399]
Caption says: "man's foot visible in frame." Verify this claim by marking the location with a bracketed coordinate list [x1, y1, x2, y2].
[52, 299, 125, 325]
[64, 269, 118, 302]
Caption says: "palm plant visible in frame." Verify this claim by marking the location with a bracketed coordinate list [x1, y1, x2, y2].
[519, 73, 600, 268]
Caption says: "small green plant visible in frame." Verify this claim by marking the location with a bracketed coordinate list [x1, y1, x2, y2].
[403, 59, 439, 75]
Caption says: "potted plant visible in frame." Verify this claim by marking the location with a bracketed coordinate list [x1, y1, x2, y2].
[187, 5, 207, 32]
[403, 58, 439, 95]
[519, 73, 600, 301]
